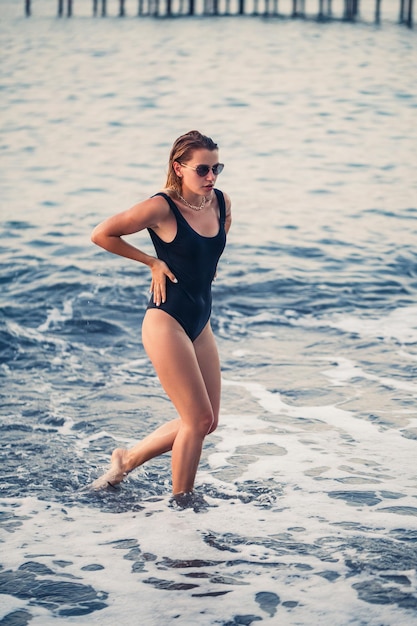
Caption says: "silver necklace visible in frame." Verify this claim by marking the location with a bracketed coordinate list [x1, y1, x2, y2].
[177, 192, 206, 211]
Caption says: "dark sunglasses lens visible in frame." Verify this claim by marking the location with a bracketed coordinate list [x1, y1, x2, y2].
[213, 163, 224, 175]
[196, 165, 210, 177]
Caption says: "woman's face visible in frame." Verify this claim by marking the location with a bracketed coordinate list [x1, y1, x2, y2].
[175, 148, 222, 196]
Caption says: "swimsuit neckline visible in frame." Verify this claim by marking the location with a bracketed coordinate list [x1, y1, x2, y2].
[160, 191, 224, 241]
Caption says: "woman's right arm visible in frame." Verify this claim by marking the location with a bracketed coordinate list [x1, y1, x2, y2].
[91, 197, 161, 265]
[91, 196, 177, 305]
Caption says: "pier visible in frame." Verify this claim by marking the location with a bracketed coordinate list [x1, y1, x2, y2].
[24, 0, 414, 27]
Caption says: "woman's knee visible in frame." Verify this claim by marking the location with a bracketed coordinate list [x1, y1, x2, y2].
[207, 414, 219, 435]
[191, 409, 216, 438]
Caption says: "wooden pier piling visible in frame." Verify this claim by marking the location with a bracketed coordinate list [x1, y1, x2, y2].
[57, 0, 73, 16]
[400, 0, 414, 25]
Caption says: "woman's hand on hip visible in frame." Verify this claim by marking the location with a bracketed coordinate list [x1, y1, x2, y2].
[149, 259, 177, 306]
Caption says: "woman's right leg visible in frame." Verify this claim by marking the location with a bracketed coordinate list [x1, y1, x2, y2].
[90, 418, 181, 489]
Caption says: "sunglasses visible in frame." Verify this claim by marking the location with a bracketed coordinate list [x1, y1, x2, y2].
[179, 162, 224, 177]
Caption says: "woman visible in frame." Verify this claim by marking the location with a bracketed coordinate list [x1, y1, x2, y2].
[90, 130, 231, 507]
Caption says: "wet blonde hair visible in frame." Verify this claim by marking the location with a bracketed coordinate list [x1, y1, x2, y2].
[165, 130, 218, 194]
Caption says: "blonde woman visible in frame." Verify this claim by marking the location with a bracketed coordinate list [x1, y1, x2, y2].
[90, 131, 231, 507]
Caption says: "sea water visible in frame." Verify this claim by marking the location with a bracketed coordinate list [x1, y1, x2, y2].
[1, 2, 417, 625]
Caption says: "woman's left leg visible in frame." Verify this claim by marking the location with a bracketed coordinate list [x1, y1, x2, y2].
[192, 322, 221, 434]
[169, 322, 221, 494]
[142, 310, 219, 494]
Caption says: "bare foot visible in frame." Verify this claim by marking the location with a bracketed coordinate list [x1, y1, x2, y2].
[89, 448, 129, 490]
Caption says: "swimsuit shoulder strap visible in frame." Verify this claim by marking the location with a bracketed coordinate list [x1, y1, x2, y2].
[152, 191, 182, 218]
[214, 188, 226, 227]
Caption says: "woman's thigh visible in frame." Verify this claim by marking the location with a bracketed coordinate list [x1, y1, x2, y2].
[142, 309, 214, 429]
[193, 323, 221, 429]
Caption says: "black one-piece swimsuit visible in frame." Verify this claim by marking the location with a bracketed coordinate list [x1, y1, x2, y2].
[147, 189, 226, 342]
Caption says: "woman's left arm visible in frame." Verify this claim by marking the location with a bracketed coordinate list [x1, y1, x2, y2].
[223, 192, 232, 235]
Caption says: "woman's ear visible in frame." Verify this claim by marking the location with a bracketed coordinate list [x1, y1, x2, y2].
[173, 161, 182, 178]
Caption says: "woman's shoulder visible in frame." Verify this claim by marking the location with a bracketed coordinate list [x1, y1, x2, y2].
[215, 188, 231, 211]
[144, 189, 176, 213]
[156, 188, 177, 200]
[124, 191, 173, 230]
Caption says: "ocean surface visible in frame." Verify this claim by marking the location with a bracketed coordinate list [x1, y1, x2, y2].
[1, 2, 417, 625]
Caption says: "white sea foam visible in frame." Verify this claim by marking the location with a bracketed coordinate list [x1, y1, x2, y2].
[218, 378, 417, 508]
[295, 305, 417, 346]
[4, 379, 416, 624]
[38, 299, 74, 332]
[7, 320, 67, 349]
[320, 356, 417, 395]
[330, 306, 417, 346]
[1, 488, 416, 626]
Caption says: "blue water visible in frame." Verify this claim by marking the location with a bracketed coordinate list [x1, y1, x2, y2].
[1, 4, 417, 625]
